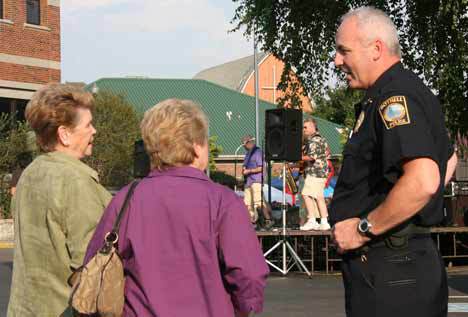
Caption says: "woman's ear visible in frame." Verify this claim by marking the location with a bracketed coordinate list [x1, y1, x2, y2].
[193, 143, 202, 158]
[57, 126, 70, 146]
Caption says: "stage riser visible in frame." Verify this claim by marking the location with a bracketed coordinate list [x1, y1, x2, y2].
[257, 228, 468, 274]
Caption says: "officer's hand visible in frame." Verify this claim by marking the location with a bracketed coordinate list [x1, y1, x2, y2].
[242, 169, 250, 175]
[331, 218, 370, 254]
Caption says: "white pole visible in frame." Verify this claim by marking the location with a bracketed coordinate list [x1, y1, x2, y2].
[253, 33, 260, 144]
[282, 162, 287, 274]
[206, 125, 210, 178]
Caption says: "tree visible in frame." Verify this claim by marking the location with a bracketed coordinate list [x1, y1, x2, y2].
[209, 135, 222, 172]
[0, 114, 32, 174]
[0, 113, 34, 218]
[84, 91, 140, 188]
[86, 92, 224, 187]
[232, 0, 468, 136]
[314, 87, 363, 130]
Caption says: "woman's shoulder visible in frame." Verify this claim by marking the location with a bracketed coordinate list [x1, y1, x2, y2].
[205, 180, 242, 205]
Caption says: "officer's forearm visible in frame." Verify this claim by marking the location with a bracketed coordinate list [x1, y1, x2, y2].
[367, 158, 440, 236]
[445, 152, 457, 186]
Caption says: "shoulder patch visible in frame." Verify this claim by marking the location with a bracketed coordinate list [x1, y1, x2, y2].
[378, 96, 411, 129]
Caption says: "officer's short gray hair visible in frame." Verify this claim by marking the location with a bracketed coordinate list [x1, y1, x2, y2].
[341, 6, 401, 58]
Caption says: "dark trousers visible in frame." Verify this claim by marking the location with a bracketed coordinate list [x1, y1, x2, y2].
[342, 237, 448, 317]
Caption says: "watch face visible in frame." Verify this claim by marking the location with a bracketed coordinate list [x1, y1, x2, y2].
[359, 220, 369, 232]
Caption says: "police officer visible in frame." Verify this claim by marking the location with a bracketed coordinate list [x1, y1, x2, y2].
[330, 6, 458, 317]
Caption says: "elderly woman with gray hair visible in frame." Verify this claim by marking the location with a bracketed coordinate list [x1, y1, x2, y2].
[85, 99, 268, 317]
[8, 84, 111, 317]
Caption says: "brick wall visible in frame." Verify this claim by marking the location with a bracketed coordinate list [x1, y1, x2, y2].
[0, 61, 60, 83]
[216, 161, 284, 178]
[0, 0, 61, 84]
[242, 54, 313, 112]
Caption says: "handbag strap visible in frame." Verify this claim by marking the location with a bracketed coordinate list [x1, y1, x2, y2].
[104, 180, 140, 245]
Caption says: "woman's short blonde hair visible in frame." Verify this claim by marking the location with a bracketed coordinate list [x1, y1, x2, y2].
[25, 83, 94, 152]
[141, 99, 208, 170]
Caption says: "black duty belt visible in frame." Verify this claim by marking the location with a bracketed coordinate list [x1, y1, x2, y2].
[360, 222, 431, 253]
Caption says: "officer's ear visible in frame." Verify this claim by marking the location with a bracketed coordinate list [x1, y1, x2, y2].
[371, 39, 384, 61]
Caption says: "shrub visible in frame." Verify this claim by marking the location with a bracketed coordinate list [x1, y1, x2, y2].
[84, 91, 140, 188]
[210, 170, 237, 189]
[0, 113, 34, 218]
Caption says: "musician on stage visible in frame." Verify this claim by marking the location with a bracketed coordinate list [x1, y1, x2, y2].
[300, 118, 331, 231]
[242, 135, 274, 230]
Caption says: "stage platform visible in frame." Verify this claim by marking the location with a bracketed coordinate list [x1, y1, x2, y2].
[256, 227, 468, 274]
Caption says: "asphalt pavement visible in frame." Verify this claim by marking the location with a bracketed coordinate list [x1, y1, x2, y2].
[1, 248, 468, 316]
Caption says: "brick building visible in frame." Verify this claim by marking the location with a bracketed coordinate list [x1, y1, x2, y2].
[0, 0, 60, 121]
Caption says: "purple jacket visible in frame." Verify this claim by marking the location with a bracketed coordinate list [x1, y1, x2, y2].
[84, 166, 269, 317]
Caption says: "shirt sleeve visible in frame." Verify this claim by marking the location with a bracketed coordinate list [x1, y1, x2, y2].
[254, 150, 263, 168]
[217, 192, 269, 313]
[378, 95, 438, 183]
[64, 177, 110, 269]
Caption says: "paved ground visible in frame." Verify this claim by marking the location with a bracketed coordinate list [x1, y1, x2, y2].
[0, 249, 13, 316]
[1, 248, 468, 316]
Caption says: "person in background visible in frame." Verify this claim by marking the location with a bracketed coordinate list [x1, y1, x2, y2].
[9, 151, 32, 197]
[300, 118, 331, 231]
[242, 135, 274, 230]
[85, 99, 269, 317]
[7, 84, 111, 317]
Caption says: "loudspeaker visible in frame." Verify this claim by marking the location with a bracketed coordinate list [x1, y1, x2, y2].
[134, 140, 150, 178]
[265, 108, 302, 161]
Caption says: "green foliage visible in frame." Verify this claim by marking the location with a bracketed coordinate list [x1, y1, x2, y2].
[210, 170, 237, 189]
[0, 188, 11, 219]
[0, 114, 32, 173]
[232, 0, 468, 136]
[209, 136, 223, 172]
[0, 113, 34, 218]
[314, 87, 363, 130]
[84, 91, 140, 188]
[456, 131, 468, 159]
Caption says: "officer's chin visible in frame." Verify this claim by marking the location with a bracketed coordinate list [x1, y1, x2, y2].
[347, 79, 365, 90]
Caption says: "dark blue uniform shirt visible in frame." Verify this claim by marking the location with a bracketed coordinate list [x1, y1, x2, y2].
[330, 62, 453, 227]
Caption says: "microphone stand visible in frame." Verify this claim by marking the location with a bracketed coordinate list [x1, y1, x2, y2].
[263, 161, 311, 277]
[234, 144, 244, 192]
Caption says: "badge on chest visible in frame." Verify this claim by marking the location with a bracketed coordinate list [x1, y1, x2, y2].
[378, 96, 411, 129]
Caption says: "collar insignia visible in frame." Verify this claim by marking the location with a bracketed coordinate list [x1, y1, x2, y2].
[354, 110, 365, 133]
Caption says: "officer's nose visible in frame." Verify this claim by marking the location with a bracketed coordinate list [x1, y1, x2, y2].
[334, 52, 343, 68]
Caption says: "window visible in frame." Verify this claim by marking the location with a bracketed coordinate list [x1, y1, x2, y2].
[26, 0, 40, 25]
[0, 0, 3, 19]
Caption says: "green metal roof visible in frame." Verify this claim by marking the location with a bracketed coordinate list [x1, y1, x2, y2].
[305, 114, 344, 158]
[86, 78, 343, 156]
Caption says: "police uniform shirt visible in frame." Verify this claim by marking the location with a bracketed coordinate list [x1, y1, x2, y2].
[330, 62, 453, 227]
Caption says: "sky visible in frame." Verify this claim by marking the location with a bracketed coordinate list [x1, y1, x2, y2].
[61, 0, 254, 84]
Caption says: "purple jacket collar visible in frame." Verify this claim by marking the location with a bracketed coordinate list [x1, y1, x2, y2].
[147, 166, 209, 181]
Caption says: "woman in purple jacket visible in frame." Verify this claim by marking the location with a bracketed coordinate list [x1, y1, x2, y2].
[85, 99, 269, 317]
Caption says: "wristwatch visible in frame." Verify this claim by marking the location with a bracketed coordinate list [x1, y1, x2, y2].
[357, 217, 375, 238]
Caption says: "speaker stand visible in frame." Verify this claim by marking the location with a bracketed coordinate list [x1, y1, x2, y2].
[263, 162, 311, 277]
